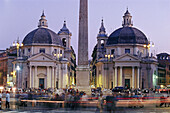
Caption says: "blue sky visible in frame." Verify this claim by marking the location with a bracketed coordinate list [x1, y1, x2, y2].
[0, 0, 170, 59]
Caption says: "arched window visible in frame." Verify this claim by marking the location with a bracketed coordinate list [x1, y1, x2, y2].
[101, 40, 104, 48]
[62, 38, 66, 47]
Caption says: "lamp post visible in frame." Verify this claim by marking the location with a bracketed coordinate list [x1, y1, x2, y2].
[105, 54, 114, 89]
[143, 40, 155, 56]
[143, 40, 154, 88]
[12, 39, 23, 88]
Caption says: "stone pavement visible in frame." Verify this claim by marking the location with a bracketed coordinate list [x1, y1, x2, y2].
[2, 107, 170, 113]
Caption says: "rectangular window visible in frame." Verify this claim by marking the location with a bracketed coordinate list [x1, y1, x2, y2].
[111, 49, 115, 54]
[54, 49, 57, 53]
[60, 50, 62, 54]
[22, 49, 25, 55]
[28, 48, 31, 52]
[40, 48, 45, 53]
[125, 49, 130, 54]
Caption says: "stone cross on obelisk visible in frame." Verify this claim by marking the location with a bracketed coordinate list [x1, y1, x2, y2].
[76, 0, 91, 93]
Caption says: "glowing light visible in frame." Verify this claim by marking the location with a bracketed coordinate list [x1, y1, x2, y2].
[13, 43, 15, 46]
[160, 85, 164, 88]
[16, 66, 20, 70]
[12, 87, 16, 92]
[105, 55, 108, 58]
[144, 45, 146, 47]
[0, 86, 4, 90]
[108, 55, 110, 59]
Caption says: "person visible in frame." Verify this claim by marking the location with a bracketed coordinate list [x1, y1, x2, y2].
[81, 93, 88, 108]
[160, 96, 166, 107]
[0, 91, 2, 110]
[106, 93, 117, 113]
[98, 93, 104, 113]
[6, 91, 10, 109]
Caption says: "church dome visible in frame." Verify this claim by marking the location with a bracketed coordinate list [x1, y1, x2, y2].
[23, 28, 63, 46]
[22, 11, 63, 46]
[107, 27, 148, 45]
[107, 9, 148, 45]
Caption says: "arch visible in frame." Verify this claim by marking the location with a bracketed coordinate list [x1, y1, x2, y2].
[62, 38, 66, 47]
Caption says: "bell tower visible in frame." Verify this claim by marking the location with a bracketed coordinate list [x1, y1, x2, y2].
[97, 19, 108, 59]
[38, 11, 48, 28]
[122, 8, 133, 27]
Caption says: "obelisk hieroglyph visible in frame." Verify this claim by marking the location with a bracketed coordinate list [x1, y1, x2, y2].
[76, 0, 90, 93]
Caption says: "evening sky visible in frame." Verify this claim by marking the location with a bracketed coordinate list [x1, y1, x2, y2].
[0, 0, 170, 59]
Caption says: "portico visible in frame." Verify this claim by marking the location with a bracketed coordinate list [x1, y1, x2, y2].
[113, 66, 140, 89]
[28, 53, 68, 89]
[113, 53, 141, 89]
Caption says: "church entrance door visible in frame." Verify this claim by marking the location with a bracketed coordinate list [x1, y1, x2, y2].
[39, 78, 44, 89]
[125, 79, 130, 89]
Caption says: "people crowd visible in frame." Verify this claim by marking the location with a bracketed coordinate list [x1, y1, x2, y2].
[0, 87, 169, 112]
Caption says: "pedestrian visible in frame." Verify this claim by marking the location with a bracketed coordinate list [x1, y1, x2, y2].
[0, 91, 2, 110]
[106, 93, 117, 113]
[160, 96, 166, 107]
[6, 91, 10, 109]
[98, 93, 104, 113]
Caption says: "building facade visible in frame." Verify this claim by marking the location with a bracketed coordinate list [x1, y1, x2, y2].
[157, 53, 170, 88]
[0, 46, 17, 87]
[91, 9, 158, 89]
[12, 12, 76, 89]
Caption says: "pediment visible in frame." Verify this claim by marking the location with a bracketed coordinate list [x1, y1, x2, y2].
[114, 53, 140, 62]
[28, 53, 55, 62]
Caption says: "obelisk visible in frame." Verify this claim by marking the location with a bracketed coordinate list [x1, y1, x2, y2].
[76, 0, 90, 93]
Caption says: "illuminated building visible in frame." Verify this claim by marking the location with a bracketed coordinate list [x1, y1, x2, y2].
[91, 9, 158, 89]
[12, 12, 76, 89]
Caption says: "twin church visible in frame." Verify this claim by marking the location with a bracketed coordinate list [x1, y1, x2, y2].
[10, 1, 157, 90]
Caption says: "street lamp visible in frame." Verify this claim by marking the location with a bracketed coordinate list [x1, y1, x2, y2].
[53, 52, 63, 60]
[143, 40, 155, 88]
[16, 66, 20, 71]
[105, 54, 114, 89]
[13, 39, 23, 58]
[143, 41, 154, 50]
[12, 38, 23, 88]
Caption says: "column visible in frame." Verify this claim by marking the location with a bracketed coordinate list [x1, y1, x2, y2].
[29, 66, 32, 88]
[54, 67, 56, 88]
[120, 66, 123, 86]
[132, 67, 135, 89]
[32, 67, 35, 88]
[96, 66, 99, 87]
[52, 67, 54, 88]
[34, 66, 37, 88]
[113, 69, 115, 88]
[115, 67, 117, 87]
[58, 64, 61, 88]
[47, 66, 50, 88]
[101, 65, 104, 88]
[137, 67, 140, 88]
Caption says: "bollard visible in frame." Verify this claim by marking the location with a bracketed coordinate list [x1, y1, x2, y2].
[62, 101, 65, 108]
[0, 98, 1, 109]
[32, 100, 36, 107]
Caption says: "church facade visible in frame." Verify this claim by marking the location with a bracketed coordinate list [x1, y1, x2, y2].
[12, 12, 76, 89]
[91, 9, 158, 89]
